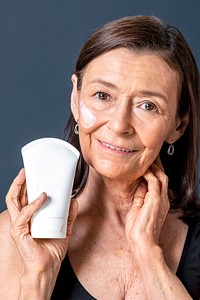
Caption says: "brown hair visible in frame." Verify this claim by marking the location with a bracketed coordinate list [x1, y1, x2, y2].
[64, 16, 200, 220]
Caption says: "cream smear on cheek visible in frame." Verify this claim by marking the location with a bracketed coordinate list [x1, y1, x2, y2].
[79, 101, 96, 128]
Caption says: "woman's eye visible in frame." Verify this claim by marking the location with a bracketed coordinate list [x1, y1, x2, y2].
[141, 101, 157, 111]
[95, 92, 109, 100]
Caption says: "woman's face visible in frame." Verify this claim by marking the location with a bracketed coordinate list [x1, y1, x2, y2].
[71, 48, 184, 180]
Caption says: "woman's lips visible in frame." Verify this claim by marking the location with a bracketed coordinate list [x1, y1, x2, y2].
[101, 141, 135, 153]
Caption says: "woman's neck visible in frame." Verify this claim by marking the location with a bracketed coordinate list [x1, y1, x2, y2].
[77, 167, 141, 224]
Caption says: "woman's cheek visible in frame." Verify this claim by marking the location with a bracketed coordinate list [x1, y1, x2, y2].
[79, 101, 97, 130]
[79, 100, 118, 133]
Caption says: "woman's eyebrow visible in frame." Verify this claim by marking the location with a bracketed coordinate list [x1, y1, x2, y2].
[88, 79, 118, 89]
[88, 79, 168, 102]
[138, 90, 168, 102]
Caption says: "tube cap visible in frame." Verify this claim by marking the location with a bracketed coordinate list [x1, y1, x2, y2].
[31, 218, 67, 239]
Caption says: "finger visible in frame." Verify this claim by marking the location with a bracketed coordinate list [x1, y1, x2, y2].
[141, 169, 167, 226]
[150, 164, 169, 198]
[126, 193, 150, 244]
[10, 193, 47, 239]
[19, 182, 28, 208]
[150, 162, 167, 180]
[143, 167, 169, 214]
[6, 169, 26, 221]
[131, 195, 144, 211]
[16, 192, 47, 226]
[142, 169, 161, 200]
[154, 156, 164, 172]
[67, 199, 78, 237]
[7, 168, 25, 197]
[148, 164, 170, 220]
[134, 179, 148, 199]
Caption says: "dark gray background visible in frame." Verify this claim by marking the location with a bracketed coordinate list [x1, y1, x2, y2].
[0, 0, 200, 212]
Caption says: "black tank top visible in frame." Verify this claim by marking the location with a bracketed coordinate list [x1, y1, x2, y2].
[52, 217, 200, 299]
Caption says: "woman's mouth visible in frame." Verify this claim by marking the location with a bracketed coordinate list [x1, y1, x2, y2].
[102, 142, 134, 153]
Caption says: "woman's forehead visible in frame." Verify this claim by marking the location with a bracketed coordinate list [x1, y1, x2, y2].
[81, 48, 180, 93]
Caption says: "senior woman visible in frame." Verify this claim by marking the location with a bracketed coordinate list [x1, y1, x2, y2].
[0, 15, 200, 299]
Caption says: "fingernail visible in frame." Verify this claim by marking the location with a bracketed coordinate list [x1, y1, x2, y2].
[19, 168, 25, 179]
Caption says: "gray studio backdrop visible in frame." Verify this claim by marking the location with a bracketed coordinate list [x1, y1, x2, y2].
[0, 0, 200, 212]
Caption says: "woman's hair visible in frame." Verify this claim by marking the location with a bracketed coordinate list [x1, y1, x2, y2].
[64, 15, 200, 220]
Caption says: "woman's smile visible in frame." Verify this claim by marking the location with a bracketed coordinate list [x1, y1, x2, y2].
[98, 140, 136, 154]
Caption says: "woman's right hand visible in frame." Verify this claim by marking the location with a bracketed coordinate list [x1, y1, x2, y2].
[6, 168, 78, 299]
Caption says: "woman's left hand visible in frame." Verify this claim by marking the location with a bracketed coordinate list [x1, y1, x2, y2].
[125, 158, 170, 256]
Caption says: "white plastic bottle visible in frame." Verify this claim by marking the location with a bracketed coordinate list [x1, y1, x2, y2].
[21, 137, 80, 238]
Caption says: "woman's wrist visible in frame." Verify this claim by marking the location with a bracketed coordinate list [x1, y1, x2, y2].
[134, 243, 166, 273]
[18, 265, 60, 300]
[130, 238, 163, 266]
[131, 243, 192, 299]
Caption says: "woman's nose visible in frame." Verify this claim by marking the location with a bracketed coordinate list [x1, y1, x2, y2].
[106, 101, 134, 135]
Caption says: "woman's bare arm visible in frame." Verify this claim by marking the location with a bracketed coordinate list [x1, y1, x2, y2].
[125, 160, 192, 299]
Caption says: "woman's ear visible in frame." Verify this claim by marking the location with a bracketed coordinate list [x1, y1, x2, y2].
[166, 112, 189, 144]
[70, 74, 79, 121]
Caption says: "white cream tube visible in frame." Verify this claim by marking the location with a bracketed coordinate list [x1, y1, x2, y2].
[21, 138, 80, 238]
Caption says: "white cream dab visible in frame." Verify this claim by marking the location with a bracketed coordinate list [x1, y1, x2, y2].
[80, 101, 96, 128]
